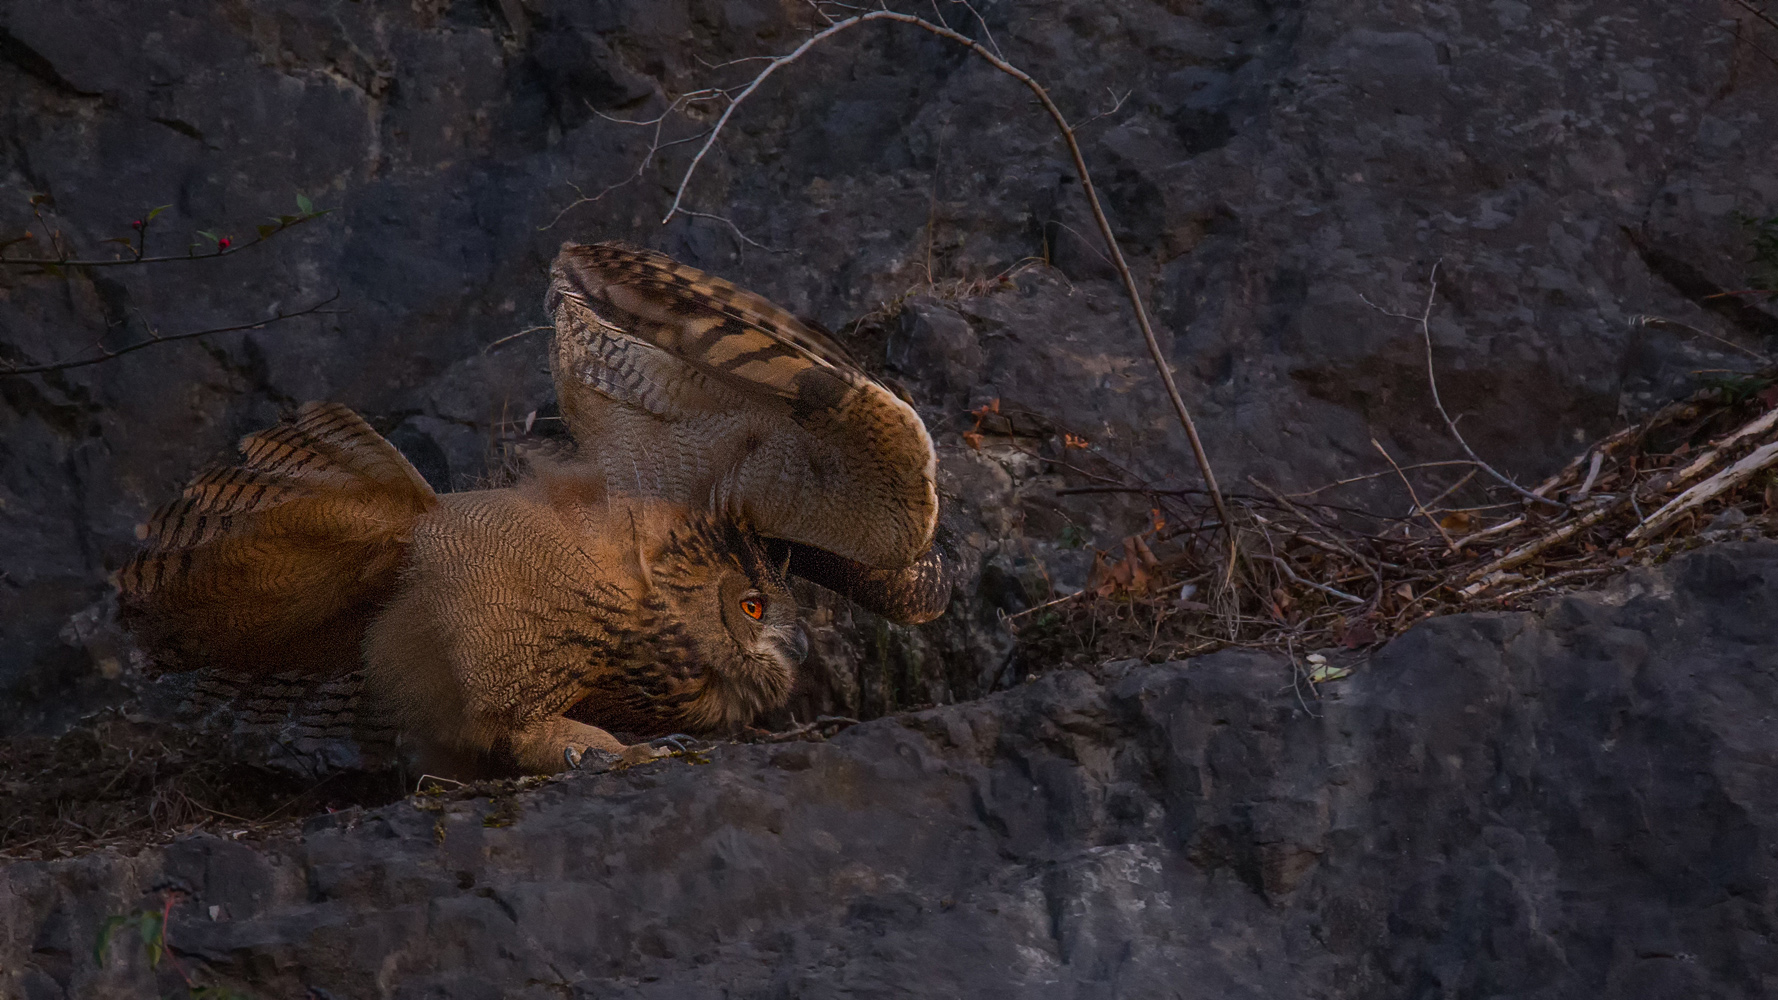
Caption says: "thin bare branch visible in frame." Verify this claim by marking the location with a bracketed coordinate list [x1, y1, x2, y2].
[543, 91, 723, 231]
[483, 325, 553, 354]
[1284, 459, 1482, 497]
[1636, 314, 1774, 364]
[0, 212, 329, 268]
[1074, 87, 1133, 130]
[1363, 262, 1564, 509]
[949, 0, 1004, 58]
[1257, 555, 1365, 604]
[679, 210, 792, 253]
[660, 10, 1234, 541]
[1373, 437, 1456, 551]
[1732, 0, 1778, 33]
[0, 295, 341, 376]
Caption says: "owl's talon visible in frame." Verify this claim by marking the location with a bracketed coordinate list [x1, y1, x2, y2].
[565, 744, 621, 773]
[650, 734, 697, 754]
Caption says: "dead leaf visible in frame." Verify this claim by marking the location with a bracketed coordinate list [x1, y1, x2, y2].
[1086, 550, 1115, 596]
[962, 431, 983, 451]
[1438, 511, 1474, 533]
[1394, 583, 1414, 602]
[1338, 619, 1378, 649]
[1127, 534, 1160, 570]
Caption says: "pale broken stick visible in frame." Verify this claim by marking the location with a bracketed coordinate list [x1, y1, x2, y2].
[1461, 499, 1630, 593]
[1626, 439, 1778, 541]
[1667, 405, 1778, 487]
[1465, 403, 1778, 552]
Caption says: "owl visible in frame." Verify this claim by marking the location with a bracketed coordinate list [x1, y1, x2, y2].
[118, 242, 964, 777]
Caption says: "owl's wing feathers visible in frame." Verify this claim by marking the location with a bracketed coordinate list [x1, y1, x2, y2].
[118, 402, 437, 676]
[549, 242, 939, 574]
[776, 507, 970, 625]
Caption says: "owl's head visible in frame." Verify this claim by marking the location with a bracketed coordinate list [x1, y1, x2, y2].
[642, 514, 806, 730]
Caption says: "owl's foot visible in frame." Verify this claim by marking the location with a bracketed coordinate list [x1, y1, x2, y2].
[649, 734, 699, 754]
[563, 745, 623, 772]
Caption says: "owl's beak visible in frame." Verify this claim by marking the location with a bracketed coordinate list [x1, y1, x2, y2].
[779, 624, 810, 665]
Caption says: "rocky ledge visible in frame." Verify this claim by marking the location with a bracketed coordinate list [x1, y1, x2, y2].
[5, 542, 1777, 998]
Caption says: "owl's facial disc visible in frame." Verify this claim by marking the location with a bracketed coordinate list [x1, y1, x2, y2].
[717, 575, 804, 667]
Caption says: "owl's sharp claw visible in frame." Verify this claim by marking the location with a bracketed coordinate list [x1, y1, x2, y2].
[565, 744, 620, 773]
[650, 734, 697, 754]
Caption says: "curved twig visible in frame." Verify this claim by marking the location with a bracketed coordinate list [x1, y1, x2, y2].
[661, 9, 1234, 540]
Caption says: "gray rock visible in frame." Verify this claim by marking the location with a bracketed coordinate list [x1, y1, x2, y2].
[4, 0, 1777, 728]
[5, 542, 1777, 997]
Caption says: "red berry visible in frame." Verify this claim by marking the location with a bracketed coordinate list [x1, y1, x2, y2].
[131, 219, 143, 229]
[217, 237, 231, 249]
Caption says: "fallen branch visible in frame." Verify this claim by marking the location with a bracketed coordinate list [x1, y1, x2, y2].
[1668, 403, 1778, 486]
[1627, 439, 1778, 540]
[0, 294, 341, 376]
[659, 9, 1234, 542]
[1483, 566, 1616, 605]
[1462, 498, 1627, 588]
[1256, 554, 1364, 605]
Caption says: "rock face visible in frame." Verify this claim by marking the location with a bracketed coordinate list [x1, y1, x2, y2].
[5, 542, 1776, 998]
[4, 0, 1778, 730]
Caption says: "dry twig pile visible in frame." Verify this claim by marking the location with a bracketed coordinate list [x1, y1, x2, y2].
[1005, 374, 1778, 672]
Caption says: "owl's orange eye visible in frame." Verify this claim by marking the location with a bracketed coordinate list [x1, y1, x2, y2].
[739, 596, 765, 620]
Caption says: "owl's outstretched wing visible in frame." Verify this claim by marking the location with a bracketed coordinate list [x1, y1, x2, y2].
[118, 402, 437, 676]
[547, 241, 940, 588]
[772, 510, 969, 625]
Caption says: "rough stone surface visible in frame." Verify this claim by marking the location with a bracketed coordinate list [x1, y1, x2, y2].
[3, 0, 1777, 730]
[4, 542, 1777, 998]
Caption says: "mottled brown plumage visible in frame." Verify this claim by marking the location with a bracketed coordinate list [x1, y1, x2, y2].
[362, 466, 801, 775]
[549, 241, 960, 623]
[120, 243, 962, 777]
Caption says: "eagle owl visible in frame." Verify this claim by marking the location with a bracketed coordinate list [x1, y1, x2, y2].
[118, 242, 963, 777]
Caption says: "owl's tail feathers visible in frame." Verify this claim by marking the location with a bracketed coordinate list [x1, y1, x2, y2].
[118, 402, 438, 678]
[779, 502, 974, 625]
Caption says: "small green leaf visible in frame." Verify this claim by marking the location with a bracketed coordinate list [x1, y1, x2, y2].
[196, 230, 219, 243]
[138, 909, 162, 946]
[296, 192, 314, 215]
[278, 214, 299, 226]
[94, 914, 133, 964]
[102, 236, 135, 246]
[146, 204, 172, 222]
[256, 223, 277, 239]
